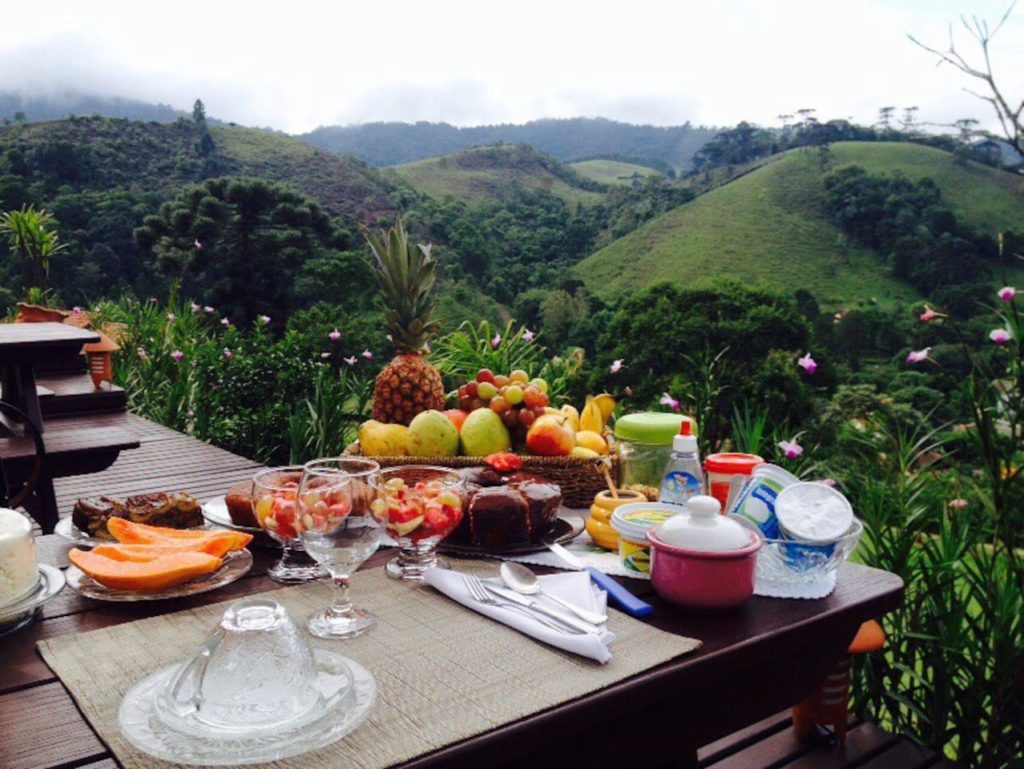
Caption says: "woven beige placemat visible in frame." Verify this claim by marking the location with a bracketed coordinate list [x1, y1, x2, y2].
[39, 560, 700, 768]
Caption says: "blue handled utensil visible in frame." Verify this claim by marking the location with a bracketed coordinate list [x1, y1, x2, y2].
[544, 540, 653, 618]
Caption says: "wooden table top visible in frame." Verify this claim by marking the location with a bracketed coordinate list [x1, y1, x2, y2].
[0, 322, 99, 350]
[1, 533, 904, 769]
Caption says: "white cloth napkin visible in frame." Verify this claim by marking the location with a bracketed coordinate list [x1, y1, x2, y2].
[423, 567, 617, 663]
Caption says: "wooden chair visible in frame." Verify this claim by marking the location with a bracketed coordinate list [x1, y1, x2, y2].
[0, 399, 47, 512]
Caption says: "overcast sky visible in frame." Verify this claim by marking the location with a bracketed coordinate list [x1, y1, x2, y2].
[1, 0, 1021, 135]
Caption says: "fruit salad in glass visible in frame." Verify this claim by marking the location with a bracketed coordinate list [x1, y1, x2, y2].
[374, 466, 464, 580]
[251, 467, 328, 584]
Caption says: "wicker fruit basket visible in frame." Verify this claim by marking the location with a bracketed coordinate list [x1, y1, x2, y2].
[344, 443, 614, 509]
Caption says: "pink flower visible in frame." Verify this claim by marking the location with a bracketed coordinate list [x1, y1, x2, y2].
[166, 313, 176, 322]
[137, 347, 148, 360]
[522, 329, 535, 342]
[194, 239, 203, 250]
[361, 349, 373, 359]
[220, 318, 230, 326]
[71, 306, 82, 314]
[259, 315, 271, 325]
[798, 353, 817, 374]
[191, 303, 201, 312]
[171, 350, 184, 362]
[203, 306, 214, 314]
[491, 333, 501, 349]
[223, 348, 233, 359]
[778, 439, 803, 459]
[328, 329, 341, 342]
[948, 498, 969, 511]
[919, 305, 944, 322]
[343, 356, 358, 365]
[906, 347, 931, 364]
[186, 410, 195, 419]
[819, 478, 837, 488]
[659, 393, 680, 410]
[998, 286, 1016, 302]
[609, 359, 625, 374]
[989, 328, 1012, 344]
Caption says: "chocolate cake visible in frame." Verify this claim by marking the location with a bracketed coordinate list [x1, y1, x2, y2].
[448, 461, 562, 548]
[224, 481, 258, 528]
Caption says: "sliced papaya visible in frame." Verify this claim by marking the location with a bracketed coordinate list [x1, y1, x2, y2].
[105, 518, 252, 551]
[69, 548, 223, 591]
[92, 531, 247, 561]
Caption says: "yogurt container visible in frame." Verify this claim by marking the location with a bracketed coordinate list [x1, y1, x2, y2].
[775, 482, 853, 544]
[610, 502, 683, 574]
[728, 464, 799, 538]
[704, 453, 765, 510]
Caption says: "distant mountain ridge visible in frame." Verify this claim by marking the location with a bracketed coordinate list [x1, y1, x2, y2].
[302, 118, 719, 170]
[0, 90, 188, 124]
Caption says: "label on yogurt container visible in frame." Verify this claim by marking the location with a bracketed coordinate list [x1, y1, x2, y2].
[730, 467, 797, 538]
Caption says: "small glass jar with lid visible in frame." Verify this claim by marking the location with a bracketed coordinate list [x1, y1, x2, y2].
[613, 413, 696, 496]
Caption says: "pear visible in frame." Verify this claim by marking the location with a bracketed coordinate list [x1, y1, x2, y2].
[358, 420, 409, 456]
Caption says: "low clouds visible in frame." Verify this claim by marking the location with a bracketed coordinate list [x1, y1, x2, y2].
[0, 0, 1020, 134]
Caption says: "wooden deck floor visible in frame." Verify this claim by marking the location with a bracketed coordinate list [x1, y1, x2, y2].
[51, 412, 260, 514]
[41, 412, 958, 769]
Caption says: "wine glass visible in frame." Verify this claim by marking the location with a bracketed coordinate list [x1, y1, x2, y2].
[299, 458, 384, 639]
[252, 467, 327, 584]
[377, 466, 464, 581]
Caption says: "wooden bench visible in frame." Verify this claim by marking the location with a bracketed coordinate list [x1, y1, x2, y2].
[35, 373, 127, 416]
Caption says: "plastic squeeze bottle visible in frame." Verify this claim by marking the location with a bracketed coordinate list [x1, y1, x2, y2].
[659, 421, 705, 505]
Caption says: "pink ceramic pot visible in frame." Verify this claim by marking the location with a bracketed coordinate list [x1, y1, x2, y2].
[646, 528, 762, 611]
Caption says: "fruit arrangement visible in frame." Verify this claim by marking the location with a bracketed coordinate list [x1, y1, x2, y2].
[373, 477, 464, 543]
[358, 368, 618, 460]
[68, 520, 252, 591]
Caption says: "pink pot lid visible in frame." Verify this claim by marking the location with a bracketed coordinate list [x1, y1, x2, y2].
[652, 495, 751, 551]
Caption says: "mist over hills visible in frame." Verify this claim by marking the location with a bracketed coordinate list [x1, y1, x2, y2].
[0, 90, 188, 124]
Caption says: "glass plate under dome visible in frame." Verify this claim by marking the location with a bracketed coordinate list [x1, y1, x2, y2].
[119, 651, 376, 766]
[0, 564, 65, 636]
[67, 549, 253, 602]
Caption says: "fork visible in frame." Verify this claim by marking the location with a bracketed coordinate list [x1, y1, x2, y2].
[461, 574, 586, 635]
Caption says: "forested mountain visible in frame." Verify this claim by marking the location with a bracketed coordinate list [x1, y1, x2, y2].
[0, 91, 186, 124]
[302, 118, 719, 170]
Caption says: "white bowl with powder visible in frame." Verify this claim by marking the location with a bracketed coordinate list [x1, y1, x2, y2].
[774, 483, 853, 544]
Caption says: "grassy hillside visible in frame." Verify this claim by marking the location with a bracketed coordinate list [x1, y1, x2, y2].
[570, 159, 662, 186]
[577, 148, 919, 307]
[0, 116, 399, 222]
[828, 142, 1024, 235]
[390, 145, 606, 207]
[577, 141, 1024, 306]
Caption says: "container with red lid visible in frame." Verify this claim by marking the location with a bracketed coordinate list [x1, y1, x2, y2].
[704, 453, 764, 510]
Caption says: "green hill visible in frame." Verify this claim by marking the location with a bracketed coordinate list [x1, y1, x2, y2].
[577, 142, 1024, 307]
[570, 159, 662, 186]
[390, 145, 606, 207]
[827, 142, 1024, 235]
[0, 116, 400, 222]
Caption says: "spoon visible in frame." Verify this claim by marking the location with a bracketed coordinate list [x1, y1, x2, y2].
[499, 562, 608, 625]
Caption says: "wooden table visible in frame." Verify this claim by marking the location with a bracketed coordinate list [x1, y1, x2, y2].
[0, 323, 99, 434]
[1, 535, 903, 769]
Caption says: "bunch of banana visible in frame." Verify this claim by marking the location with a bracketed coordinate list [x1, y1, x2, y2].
[580, 393, 616, 434]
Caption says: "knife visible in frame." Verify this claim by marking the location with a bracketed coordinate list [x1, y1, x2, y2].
[482, 583, 602, 635]
[545, 540, 654, 618]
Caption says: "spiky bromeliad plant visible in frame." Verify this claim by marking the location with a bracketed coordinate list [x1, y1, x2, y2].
[362, 218, 446, 425]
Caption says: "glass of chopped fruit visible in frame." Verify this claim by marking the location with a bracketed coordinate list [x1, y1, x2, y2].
[374, 466, 465, 580]
[252, 466, 328, 583]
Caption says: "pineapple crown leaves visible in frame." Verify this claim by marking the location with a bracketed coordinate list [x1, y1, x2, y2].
[360, 218, 441, 353]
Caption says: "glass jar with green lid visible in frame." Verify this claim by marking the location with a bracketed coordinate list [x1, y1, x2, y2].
[614, 412, 697, 495]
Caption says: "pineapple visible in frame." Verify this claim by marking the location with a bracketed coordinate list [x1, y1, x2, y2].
[363, 218, 446, 426]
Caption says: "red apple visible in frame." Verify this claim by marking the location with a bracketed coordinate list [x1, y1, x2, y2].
[442, 409, 470, 433]
[525, 414, 576, 457]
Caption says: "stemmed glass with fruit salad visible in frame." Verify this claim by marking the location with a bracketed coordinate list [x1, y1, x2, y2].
[252, 467, 327, 584]
[376, 466, 464, 580]
[298, 458, 384, 639]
